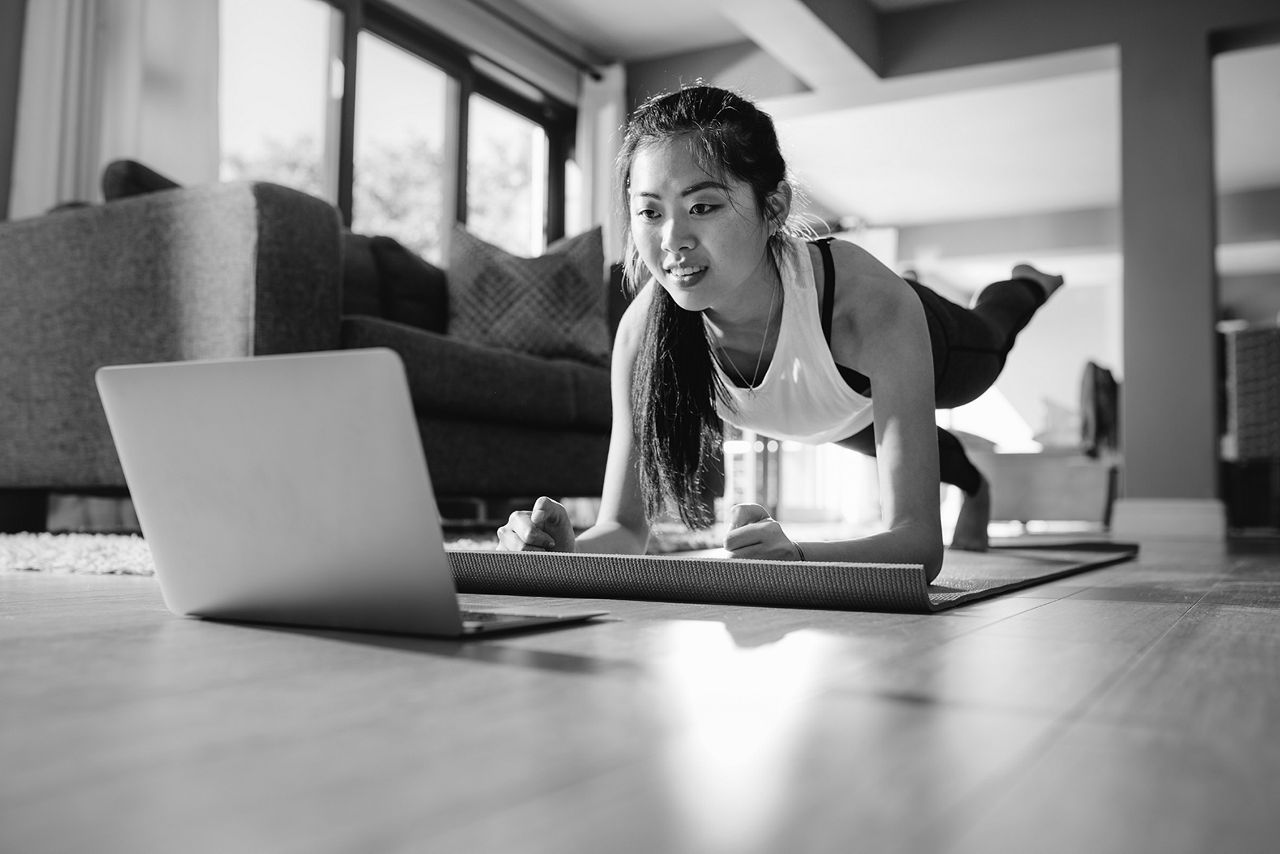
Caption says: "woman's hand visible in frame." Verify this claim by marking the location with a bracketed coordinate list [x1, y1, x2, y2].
[496, 496, 576, 553]
[723, 503, 803, 560]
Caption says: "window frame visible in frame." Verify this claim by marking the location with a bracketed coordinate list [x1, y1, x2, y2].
[320, 0, 574, 246]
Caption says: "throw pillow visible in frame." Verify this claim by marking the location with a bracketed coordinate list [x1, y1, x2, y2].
[101, 159, 181, 201]
[371, 236, 448, 334]
[448, 225, 610, 367]
[341, 233, 449, 334]
[341, 232, 384, 319]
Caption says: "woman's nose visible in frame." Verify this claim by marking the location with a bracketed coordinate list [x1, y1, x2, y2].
[661, 217, 695, 253]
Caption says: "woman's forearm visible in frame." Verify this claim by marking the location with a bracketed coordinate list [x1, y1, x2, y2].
[574, 519, 650, 555]
[797, 524, 944, 582]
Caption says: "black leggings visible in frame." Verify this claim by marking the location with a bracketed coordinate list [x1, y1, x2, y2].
[835, 277, 1047, 496]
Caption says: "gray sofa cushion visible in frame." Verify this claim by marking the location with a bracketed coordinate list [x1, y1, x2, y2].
[415, 418, 611, 498]
[341, 315, 611, 430]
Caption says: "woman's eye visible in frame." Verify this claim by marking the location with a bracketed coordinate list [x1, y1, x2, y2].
[633, 208, 660, 221]
[690, 203, 717, 215]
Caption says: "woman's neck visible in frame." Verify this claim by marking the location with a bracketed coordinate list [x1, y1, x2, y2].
[702, 253, 785, 347]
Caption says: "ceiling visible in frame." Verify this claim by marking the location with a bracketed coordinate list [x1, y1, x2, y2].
[518, 0, 963, 66]
[510, 0, 1280, 262]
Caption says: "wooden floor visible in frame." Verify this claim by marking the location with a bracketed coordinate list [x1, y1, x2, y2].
[2, 536, 1279, 854]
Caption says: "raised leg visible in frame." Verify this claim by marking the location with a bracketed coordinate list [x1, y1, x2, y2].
[1011, 262, 1064, 300]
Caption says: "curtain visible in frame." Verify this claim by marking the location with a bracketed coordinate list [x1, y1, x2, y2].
[8, 0, 219, 219]
[574, 63, 626, 263]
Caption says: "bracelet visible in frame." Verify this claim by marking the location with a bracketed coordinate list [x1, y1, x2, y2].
[795, 543, 807, 561]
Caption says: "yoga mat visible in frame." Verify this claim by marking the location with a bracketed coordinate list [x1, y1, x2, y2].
[1, 533, 1139, 613]
[448, 542, 1140, 613]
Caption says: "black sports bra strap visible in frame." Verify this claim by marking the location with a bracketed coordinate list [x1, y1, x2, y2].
[810, 238, 873, 397]
[814, 238, 836, 345]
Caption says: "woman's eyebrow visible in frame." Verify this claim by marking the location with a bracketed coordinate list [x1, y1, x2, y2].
[631, 180, 730, 200]
[680, 180, 729, 196]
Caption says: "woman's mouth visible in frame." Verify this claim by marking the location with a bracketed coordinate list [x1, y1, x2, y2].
[666, 264, 707, 285]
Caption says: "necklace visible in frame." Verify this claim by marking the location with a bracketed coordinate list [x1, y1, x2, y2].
[716, 280, 779, 392]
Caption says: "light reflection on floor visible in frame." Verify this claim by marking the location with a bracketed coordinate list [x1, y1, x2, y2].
[647, 621, 844, 853]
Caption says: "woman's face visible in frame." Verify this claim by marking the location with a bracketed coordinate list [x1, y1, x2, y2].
[627, 138, 780, 313]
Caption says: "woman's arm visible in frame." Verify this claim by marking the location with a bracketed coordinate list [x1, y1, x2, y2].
[727, 242, 944, 580]
[817, 242, 944, 578]
[497, 285, 654, 555]
[574, 287, 653, 553]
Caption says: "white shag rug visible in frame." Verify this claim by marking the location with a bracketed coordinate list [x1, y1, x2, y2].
[0, 532, 518, 576]
[0, 524, 720, 576]
[0, 532, 157, 575]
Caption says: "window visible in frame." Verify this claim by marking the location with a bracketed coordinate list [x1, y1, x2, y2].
[352, 31, 451, 262]
[218, 0, 341, 199]
[219, 0, 575, 262]
[467, 94, 548, 256]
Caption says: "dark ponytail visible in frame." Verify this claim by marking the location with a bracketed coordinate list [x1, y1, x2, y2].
[616, 85, 798, 529]
[629, 285, 726, 528]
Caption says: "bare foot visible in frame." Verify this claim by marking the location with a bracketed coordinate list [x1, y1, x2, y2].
[1012, 263, 1064, 301]
[950, 475, 990, 552]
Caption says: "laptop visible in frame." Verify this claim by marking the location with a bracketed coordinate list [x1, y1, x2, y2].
[95, 348, 607, 637]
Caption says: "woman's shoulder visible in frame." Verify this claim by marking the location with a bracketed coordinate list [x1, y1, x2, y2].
[822, 237, 897, 284]
[791, 235, 889, 287]
[620, 277, 656, 319]
[613, 278, 656, 352]
[820, 239, 923, 345]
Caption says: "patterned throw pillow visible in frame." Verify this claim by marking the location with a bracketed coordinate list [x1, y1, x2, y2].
[448, 225, 610, 367]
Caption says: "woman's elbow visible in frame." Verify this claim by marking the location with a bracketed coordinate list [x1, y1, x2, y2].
[886, 522, 944, 582]
[911, 528, 945, 583]
[923, 546, 945, 584]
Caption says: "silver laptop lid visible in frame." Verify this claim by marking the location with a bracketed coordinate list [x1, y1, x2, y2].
[96, 349, 464, 636]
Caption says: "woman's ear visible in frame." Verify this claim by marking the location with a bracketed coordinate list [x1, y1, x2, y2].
[766, 181, 793, 231]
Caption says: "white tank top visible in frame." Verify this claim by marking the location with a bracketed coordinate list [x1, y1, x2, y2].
[711, 237, 874, 444]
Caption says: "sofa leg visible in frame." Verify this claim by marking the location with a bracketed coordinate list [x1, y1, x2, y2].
[45, 493, 141, 534]
[437, 497, 490, 526]
[0, 490, 49, 533]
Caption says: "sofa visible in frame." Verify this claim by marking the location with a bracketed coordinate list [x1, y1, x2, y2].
[0, 163, 618, 531]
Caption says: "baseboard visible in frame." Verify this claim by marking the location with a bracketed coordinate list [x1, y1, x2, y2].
[1111, 498, 1227, 540]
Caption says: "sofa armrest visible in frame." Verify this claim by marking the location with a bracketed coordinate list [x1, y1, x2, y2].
[0, 181, 342, 488]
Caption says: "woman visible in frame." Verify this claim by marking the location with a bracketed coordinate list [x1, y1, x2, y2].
[497, 85, 1060, 582]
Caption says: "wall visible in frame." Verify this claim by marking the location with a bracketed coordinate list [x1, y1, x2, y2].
[1223, 273, 1280, 325]
[895, 189, 1280, 262]
[0, 0, 27, 220]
